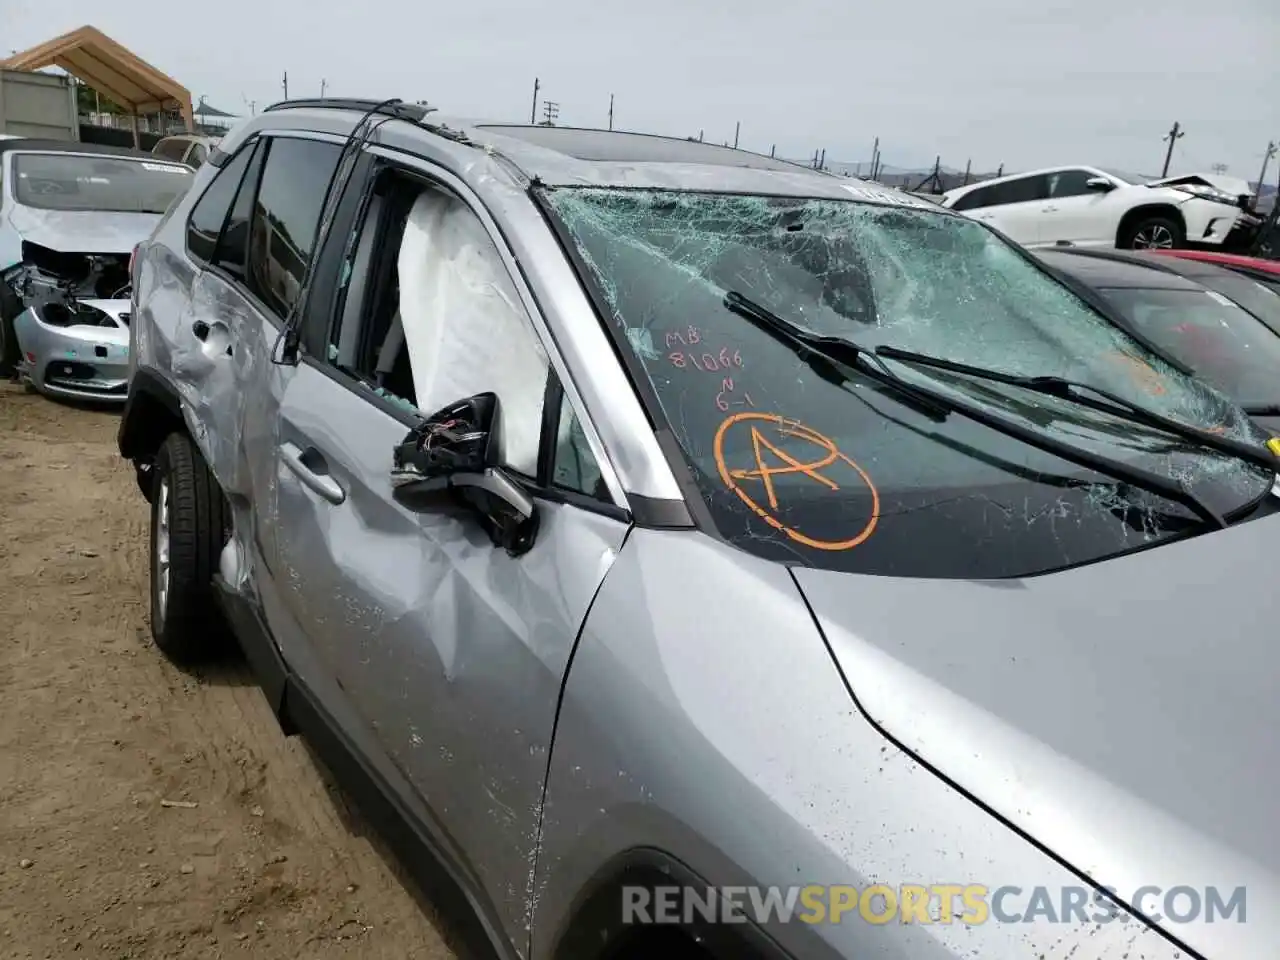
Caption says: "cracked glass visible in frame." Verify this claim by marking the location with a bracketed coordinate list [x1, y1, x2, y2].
[541, 187, 1277, 578]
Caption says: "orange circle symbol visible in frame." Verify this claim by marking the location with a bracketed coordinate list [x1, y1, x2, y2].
[712, 413, 880, 552]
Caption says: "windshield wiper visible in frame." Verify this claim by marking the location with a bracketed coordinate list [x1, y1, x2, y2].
[722, 291, 1244, 529]
[874, 345, 1279, 473]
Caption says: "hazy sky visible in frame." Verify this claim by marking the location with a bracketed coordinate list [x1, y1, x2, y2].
[5, 0, 1277, 177]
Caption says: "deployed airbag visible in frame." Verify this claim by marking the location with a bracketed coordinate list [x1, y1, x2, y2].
[397, 190, 549, 476]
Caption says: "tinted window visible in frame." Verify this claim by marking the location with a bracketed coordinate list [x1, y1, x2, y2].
[1046, 169, 1097, 199]
[1099, 286, 1280, 410]
[189, 143, 208, 168]
[985, 174, 1047, 205]
[246, 137, 342, 320]
[213, 141, 265, 278]
[13, 153, 192, 213]
[186, 144, 256, 262]
[949, 186, 990, 212]
[155, 139, 188, 162]
[543, 187, 1272, 579]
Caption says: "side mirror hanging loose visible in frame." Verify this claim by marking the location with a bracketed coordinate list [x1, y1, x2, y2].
[391, 392, 539, 557]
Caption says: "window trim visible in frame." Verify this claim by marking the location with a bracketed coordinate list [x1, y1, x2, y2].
[185, 130, 350, 331]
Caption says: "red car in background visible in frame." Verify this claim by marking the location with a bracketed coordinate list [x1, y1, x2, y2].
[1150, 248, 1280, 277]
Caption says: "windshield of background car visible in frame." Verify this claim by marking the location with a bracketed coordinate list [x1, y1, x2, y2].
[1097, 286, 1280, 411]
[12, 153, 192, 214]
[541, 187, 1276, 578]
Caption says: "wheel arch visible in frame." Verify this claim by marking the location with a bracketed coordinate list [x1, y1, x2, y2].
[548, 848, 795, 960]
[1115, 203, 1185, 246]
[119, 365, 188, 464]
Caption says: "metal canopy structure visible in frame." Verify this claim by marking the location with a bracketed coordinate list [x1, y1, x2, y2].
[0, 25, 194, 136]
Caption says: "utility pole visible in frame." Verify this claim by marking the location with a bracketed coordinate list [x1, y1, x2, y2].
[962, 158, 971, 186]
[1255, 141, 1277, 204]
[869, 136, 879, 180]
[1161, 121, 1183, 177]
[733, 121, 740, 149]
[770, 144, 776, 157]
[282, 71, 288, 100]
[819, 148, 826, 170]
[996, 162, 1004, 177]
[608, 93, 614, 131]
[698, 129, 704, 142]
[320, 78, 327, 98]
[542, 100, 559, 126]
[530, 78, 539, 124]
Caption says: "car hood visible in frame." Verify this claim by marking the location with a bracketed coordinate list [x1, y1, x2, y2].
[7, 206, 160, 254]
[792, 512, 1280, 958]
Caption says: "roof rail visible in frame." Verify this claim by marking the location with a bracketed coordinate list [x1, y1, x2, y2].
[261, 98, 436, 121]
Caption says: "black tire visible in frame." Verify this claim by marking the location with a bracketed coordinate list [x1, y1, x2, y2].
[149, 432, 231, 663]
[0, 283, 23, 378]
[1119, 214, 1185, 251]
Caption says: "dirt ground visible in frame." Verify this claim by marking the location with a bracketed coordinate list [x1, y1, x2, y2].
[0, 384, 457, 959]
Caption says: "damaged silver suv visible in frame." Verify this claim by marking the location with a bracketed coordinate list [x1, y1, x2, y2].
[119, 98, 1279, 960]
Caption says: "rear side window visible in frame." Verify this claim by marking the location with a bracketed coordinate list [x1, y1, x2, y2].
[186, 143, 256, 263]
[986, 174, 1047, 205]
[950, 186, 990, 211]
[155, 139, 188, 162]
[246, 137, 343, 321]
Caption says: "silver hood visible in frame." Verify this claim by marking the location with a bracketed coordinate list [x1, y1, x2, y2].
[793, 512, 1280, 960]
[7, 206, 160, 254]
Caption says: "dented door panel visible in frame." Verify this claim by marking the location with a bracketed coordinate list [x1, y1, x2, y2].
[270, 359, 628, 950]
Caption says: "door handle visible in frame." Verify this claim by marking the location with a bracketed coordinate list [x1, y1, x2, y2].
[1042, 205, 1059, 212]
[280, 442, 346, 504]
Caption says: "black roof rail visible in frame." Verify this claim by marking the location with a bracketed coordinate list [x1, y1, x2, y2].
[261, 98, 435, 121]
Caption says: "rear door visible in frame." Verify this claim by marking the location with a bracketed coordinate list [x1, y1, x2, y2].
[1038, 168, 1114, 246]
[267, 150, 630, 948]
[971, 174, 1050, 245]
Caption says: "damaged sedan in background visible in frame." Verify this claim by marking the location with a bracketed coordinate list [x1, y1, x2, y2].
[0, 139, 193, 401]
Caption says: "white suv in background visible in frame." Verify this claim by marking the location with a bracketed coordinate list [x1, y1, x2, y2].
[940, 165, 1250, 251]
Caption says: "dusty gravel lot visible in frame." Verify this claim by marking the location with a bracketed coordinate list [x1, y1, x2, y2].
[0, 384, 455, 959]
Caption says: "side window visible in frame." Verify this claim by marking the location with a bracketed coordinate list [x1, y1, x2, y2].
[188, 143, 208, 169]
[213, 141, 266, 278]
[950, 186, 990, 212]
[988, 174, 1048, 205]
[155, 139, 185, 162]
[185, 142, 256, 263]
[325, 168, 549, 476]
[246, 137, 343, 321]
[1046, 169, 1095, 199]
[552, 391, 607, 500]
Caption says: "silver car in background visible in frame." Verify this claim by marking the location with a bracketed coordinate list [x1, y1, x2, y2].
[119, 100, 1278, 960]
[0, 139, 192, 401]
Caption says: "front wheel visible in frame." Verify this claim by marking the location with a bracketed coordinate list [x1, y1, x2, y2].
[149, 432, 231, 663]
[1119, 215, 1184, 250]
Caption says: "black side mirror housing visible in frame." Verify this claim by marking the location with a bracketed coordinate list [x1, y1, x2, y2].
[1084, 176, 1115, 193]
[390, 392, 538, 556]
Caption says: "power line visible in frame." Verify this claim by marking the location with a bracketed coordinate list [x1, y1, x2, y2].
[541, 100, 559, 126]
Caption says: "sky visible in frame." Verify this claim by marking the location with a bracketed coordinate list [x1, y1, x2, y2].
[4, 0, 1277, 178]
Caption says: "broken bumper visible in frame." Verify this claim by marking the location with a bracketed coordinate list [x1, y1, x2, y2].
[13, 299, 132, 402]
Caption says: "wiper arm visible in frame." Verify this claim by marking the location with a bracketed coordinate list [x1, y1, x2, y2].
[875, 345, 1279, 473]
[722, 291, 1233, 529]
[722, 291, 952, 419]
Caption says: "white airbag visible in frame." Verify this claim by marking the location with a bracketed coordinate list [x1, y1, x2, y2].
[397, 190, 549, 475]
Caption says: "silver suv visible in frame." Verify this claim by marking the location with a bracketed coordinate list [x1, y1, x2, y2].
[118, 98, 1277, 960]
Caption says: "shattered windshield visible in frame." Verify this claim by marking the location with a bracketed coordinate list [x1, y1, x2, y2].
[541, 187, 1276, 578]
[13, 153, 193, 214]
